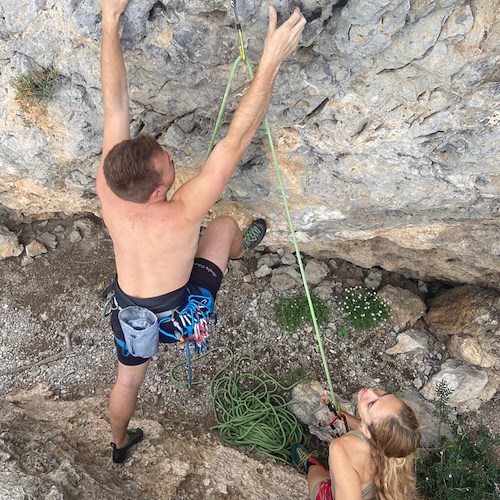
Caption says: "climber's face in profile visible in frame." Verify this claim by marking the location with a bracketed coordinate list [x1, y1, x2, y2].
[357, 388, 403, 427]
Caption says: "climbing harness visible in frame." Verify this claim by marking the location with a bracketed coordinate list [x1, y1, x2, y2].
[102, 282, 216, 388]
[206, 1, 345, 432]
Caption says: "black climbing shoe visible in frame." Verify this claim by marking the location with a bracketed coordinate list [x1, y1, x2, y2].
[111, 428, 144, 464]
[243, 218, 267, 252]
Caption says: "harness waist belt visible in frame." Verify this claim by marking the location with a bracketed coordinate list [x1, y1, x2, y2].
[109, 279, 188, 318]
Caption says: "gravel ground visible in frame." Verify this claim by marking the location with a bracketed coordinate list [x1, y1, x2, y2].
[0, 213, 496, 434]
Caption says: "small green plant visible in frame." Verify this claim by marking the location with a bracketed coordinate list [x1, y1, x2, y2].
[434, 379, 453, 422]
[338, 286, 390, 330]
[417, 427, 500, 499]
[274, 294, 329, 331]
[385, 382, 402, 397]
[13, 68, 58, 110]
[336, 324, 350, 338]
[418, 382, 500, 499]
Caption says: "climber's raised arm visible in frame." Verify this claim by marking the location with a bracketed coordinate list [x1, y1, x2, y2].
[97, 0, 131, 191]
[172, 6, 306, 221]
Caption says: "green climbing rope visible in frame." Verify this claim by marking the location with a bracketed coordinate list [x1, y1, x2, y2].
[170, 348, 305, 462]
[211, 357, 304, 462]
[205, 55, 243, 160]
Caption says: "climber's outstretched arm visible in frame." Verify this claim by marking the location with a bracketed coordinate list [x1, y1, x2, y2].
[172, 6, 306, 222]
[97, 0, 130, 190]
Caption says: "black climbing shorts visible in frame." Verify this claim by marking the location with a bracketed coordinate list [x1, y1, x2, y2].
[111, 258, 223, 366]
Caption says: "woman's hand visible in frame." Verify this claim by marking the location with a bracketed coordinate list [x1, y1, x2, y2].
[320, 390, 331, 407]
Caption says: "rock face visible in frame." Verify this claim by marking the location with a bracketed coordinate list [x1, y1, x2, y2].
[0, 0, 499, 287]
[420, 358, 492, 412]
[425, 285, 500, 367]
[385, 329, 433, 355]
[379, 284, 427, 329]
[422, 285, 499, 410]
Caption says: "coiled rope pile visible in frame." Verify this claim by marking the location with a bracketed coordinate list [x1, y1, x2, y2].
[171, 348, 305, 462]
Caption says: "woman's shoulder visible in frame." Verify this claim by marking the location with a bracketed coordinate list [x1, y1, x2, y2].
[329, 431, 376, 493]
[345, 429, 372, 443]
[329, 431, 374, 471]
[330, 430, 371, 451]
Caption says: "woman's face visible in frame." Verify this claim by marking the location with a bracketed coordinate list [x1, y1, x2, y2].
[357, 388, 403, 426]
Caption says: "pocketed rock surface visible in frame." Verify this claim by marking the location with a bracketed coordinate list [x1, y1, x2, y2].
[0, 214, 498, 499]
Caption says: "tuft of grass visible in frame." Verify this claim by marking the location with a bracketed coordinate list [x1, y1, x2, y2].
[338, 286, 390, 330]
[336, 324, 350, 338]
[417, 427, 500, 499]
[274, 294, 329, 332]
[385, 382, 402, 397]
[13, 68, 58, 111]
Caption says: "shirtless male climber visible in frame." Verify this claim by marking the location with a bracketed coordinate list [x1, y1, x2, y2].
[97, 0, 306, 464]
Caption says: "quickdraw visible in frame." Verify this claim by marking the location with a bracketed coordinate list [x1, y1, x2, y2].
[159, 289, 217, 388]
[230, 0, 246, 61]
[158, 291, 216, 352]
[102, 289, 118, 317]
[102, 281, 217, 388]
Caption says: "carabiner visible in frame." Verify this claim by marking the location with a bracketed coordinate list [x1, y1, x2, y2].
[327, 401, 349, 437]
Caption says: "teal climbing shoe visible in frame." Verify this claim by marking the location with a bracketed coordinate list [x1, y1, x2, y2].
[291, 443, 318, 473]
[243, 218, 267, 252]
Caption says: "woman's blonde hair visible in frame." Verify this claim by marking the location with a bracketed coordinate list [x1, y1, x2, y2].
[368, 403, 421, 500]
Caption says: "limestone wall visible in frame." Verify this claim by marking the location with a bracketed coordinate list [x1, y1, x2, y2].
[0, 0, 499, 286]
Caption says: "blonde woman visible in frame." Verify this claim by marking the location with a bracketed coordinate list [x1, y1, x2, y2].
[292, 388, 421, 500]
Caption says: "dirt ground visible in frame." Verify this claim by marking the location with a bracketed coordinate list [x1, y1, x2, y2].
[0, 213, 439, 406]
